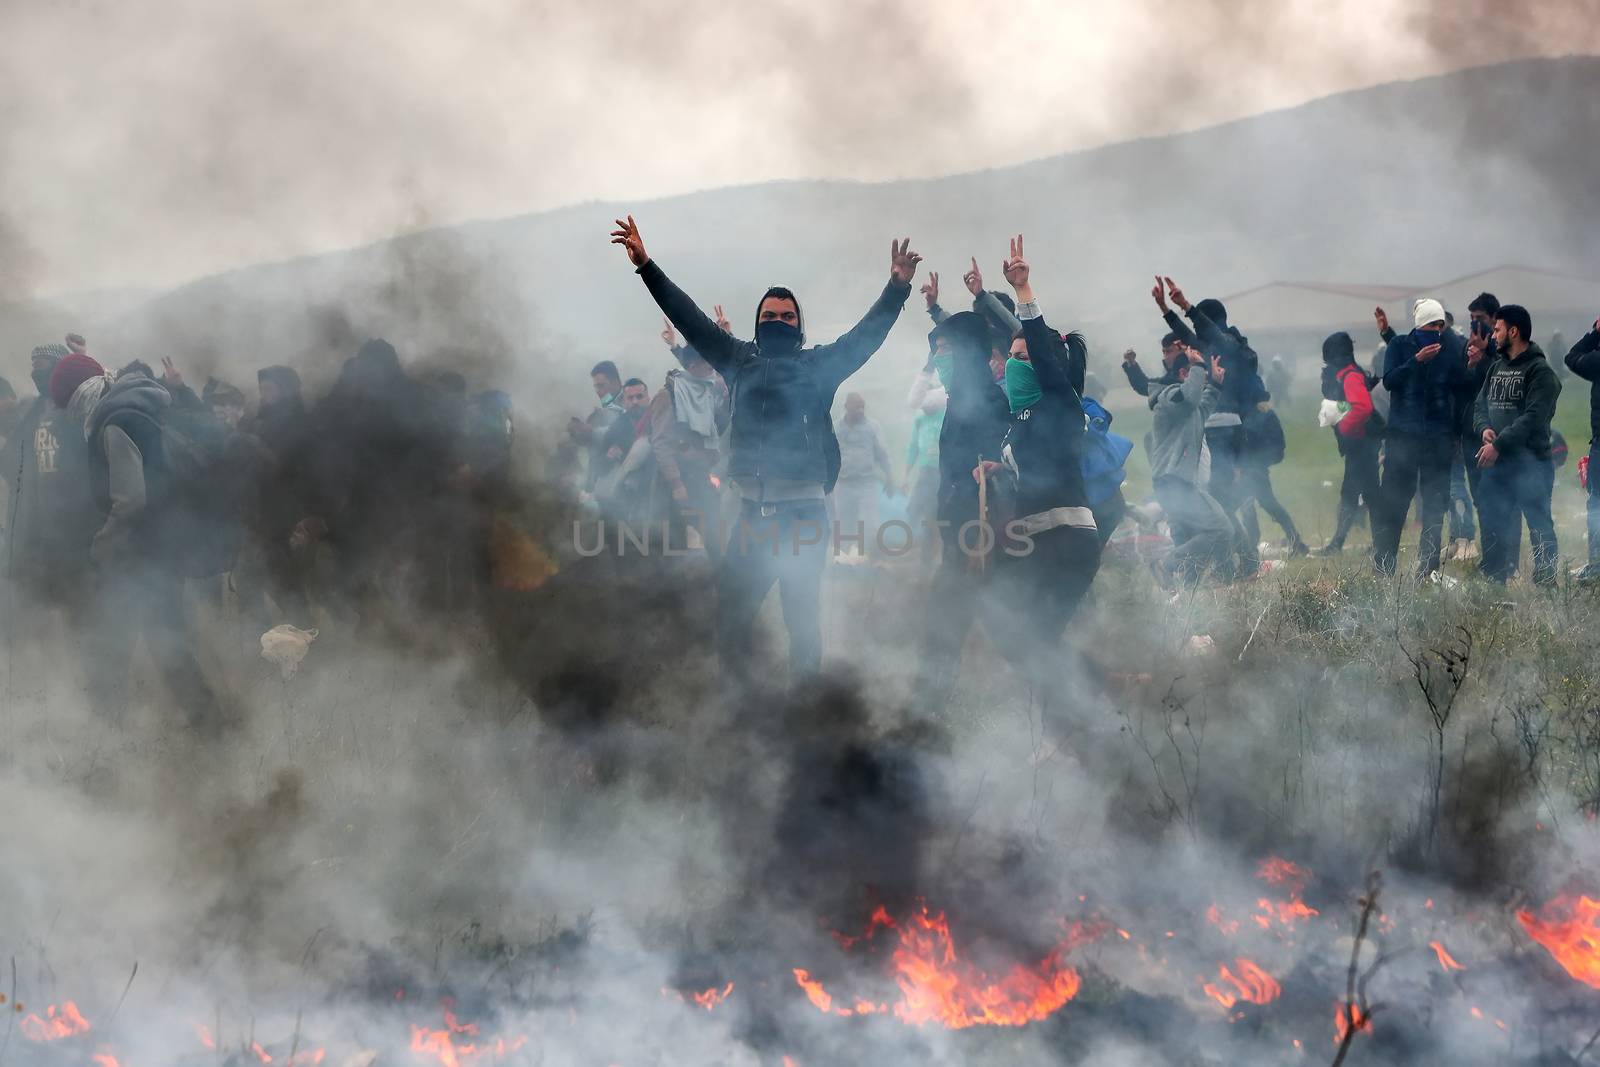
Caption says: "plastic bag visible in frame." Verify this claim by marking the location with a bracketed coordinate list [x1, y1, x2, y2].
[1317, 398, 1347, 429]
[260, 624, 319, 680]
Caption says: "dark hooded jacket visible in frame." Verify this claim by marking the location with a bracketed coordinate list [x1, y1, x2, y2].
[1382, 327, 1469, 438]
[638, 260, 910, 494]
[1002, 310, 1088, 521]
[930, 312, 1011, 535]
[1472, 342, 1561, 460]
[1562, 327, 1600, 443]
[1162, 300, 1263, 416]
[1, 393, 99, 574]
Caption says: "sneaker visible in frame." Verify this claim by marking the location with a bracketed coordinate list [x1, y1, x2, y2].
[1574, 563, 1600, 584]
[1311, 543, 1344, 557]
[1455, 540, 1480, 562]
[1288, 541, 1310, 558]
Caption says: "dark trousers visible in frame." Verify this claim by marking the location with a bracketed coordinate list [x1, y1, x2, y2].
[913, 535, 984, 714]
[90, 562, 221, 731]
[987, 525, 1102, 652]
[716, 499, 829, 693]
[1588, 442, 1600, 565]
[1373, 432, 1453, 577]
[1329, 435, 1380, 549]
[1238, 462, 1301, 547]
[1478, 451, 1558, 585]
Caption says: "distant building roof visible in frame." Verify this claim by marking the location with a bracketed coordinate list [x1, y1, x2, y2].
[1221, 265, 1598, 333]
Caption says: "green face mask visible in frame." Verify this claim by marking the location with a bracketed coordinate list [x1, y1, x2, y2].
[1004, 357, 1041, 413]
[932, 353, 953, 390]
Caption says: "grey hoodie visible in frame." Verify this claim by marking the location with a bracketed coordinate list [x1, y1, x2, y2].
[1147, 367, 1218, 485]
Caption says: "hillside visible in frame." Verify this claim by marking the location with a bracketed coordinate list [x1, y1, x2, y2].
[9, 56, 1599, 419]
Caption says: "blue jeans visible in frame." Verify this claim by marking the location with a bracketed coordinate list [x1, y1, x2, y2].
[1447, 449, 1475, 541]
[1478, 452, 1558, 585]
[1588, 443, 1600, 565]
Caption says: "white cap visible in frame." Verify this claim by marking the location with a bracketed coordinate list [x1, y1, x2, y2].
[1413, 298, 1446, 330]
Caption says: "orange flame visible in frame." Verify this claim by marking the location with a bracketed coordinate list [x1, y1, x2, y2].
[1205, 904, 1241, 937]
[1428, 940, 1466, 972]
[20, 1001, 92, 1042]
[93, 1052, 121, 1067]
[663, 982, 735, 1011]
[1201, 958, 1281, 1011]
[1517, 895, 1600, 989]
[194, 1023, 217, 1050]
[409, 1001, 529, 1067]
[797, 904, 1091, 1029]
[1257, 857, 1310, 889]
[1333, 1003, 1373, 1045]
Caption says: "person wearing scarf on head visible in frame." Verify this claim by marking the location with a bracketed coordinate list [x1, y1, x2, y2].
[975, 235, 1102, 720]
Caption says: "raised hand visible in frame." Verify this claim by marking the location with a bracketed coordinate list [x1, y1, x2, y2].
[713, 304, 731, 332]
[889, 237, 923, 285]
[921, 271, 940, 310]
[1209, 355, 1226, 382]
[1001, 234, 1029, 291]
[1374, 307, 1390, 337]
[1164, 277, 1191, 312]
[1466, 330, 1487, 365]
[660, 316, 677, 348]
[1185, 345, 1206, 366]
[1151, 276, 1170, 314]
[1123, 348, 1138, 365]
[964, 257, 984, 297]
[609, 215, 649, 268]
[161, 356, 183, 387]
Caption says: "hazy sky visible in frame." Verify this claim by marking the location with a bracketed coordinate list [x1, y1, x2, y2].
[2, 0, 1595, 297]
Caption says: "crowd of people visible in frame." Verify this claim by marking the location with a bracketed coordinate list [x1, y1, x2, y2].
[0, 337, 517, 730]
[3, 215, 1594, 727]
[590, 214, 1599, 709]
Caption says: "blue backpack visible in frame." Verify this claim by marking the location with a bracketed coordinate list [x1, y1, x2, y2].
[1080, 396, 1133, 505]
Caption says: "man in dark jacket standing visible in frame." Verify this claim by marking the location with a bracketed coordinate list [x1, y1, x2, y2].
[611, 215, 919, 693]
[1473, 304, 1561, 586]
[1372, 297, 1468, 578]
[1563, 315, 1600, 580]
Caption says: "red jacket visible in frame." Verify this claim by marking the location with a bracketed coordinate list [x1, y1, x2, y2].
[1336, 364, 1373, 438]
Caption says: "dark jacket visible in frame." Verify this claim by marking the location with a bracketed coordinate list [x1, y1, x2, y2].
[1563, 328, 1600, 443]
[1472, 343, 1562, 460]
[931, 313, 1010, 533]
[1003, 310, 1088, 520]
[638, 259, 910, 492]
[1381, 327, 1469, 438]
[85, 374, 175, 559]
[1163, 306, 1262, 416]
[1, 395, 99, 574]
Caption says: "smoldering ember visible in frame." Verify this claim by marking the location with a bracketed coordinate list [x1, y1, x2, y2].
[3, 5, 1600, 1067]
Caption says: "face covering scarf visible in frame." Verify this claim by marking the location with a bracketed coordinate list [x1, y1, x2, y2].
[1004, 357, 1042, 413]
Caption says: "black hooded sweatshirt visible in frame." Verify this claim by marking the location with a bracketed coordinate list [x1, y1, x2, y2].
[929, 312, 1010, 534]
[1002, 308, 1089, 523]
[1162, 303, 1263, 415]
[1472, 342, 1561, 460]
[638, 260, 910, 495]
